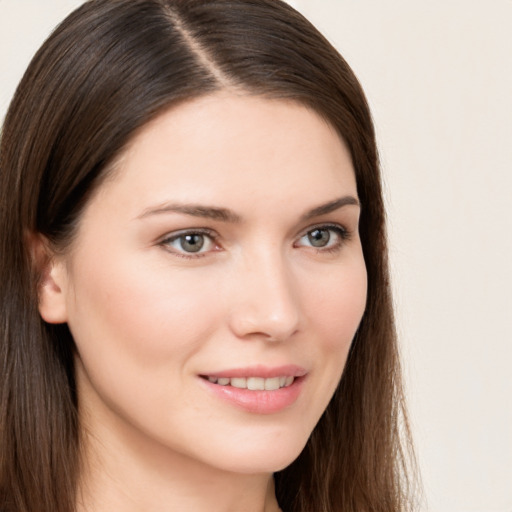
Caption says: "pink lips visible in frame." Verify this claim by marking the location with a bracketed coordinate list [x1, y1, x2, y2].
[199, 365, 307, 414]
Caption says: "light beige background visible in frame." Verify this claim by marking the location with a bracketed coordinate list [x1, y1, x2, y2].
[1, 1, 511, 511]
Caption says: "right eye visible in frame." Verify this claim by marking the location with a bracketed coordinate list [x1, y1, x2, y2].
[160, 230, 218, 257]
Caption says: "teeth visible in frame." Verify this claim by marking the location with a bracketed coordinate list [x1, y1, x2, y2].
[247, 377, 265, 390]
[264, 377, 280, 391]
[205, 375, 295, 390]
[230, 377, 247, 389]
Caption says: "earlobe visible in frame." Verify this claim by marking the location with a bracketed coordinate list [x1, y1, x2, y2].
[38, 259, 69, 324]
[27, 233, 69, 324]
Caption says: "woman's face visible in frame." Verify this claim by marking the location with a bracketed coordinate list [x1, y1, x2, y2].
[45, 93, 367, 474]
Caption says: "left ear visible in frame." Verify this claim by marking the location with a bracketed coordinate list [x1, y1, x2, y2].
[27, 233, 69, 324]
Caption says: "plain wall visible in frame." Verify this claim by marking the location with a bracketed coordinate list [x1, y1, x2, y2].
[1, 1, 511, 511]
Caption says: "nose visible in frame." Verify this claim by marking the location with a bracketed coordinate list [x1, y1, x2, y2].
[227, 250, 301, 342]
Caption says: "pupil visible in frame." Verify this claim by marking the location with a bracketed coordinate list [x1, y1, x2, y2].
[181, 234, 204, 252]
[308, 229, 330, 247]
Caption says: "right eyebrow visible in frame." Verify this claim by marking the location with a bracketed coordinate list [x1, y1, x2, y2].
[136, 202, 242, 223]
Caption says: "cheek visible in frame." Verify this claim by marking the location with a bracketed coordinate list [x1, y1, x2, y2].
[66, 254, 227, 439]
[300, 256, 367, 390]
[66, 253, 223, 374]
[305, 258, 367, 345]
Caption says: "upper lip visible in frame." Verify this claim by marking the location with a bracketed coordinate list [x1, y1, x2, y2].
[200, 364, 307, 379]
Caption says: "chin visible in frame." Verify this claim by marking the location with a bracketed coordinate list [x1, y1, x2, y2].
[204, 433, 310, 475]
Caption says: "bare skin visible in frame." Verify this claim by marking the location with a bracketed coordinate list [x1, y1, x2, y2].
[39, 93, 366, 511]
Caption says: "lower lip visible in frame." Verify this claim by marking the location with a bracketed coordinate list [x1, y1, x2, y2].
[200, 376, 305, 414]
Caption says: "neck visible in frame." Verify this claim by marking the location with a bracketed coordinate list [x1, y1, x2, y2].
[76, 408, 282, 512]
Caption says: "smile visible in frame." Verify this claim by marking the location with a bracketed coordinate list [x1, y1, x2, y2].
[199, 365, 307, 413]
[204, 376, 295, 390]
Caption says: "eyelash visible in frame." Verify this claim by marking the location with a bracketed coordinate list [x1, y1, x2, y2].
[295, 223, 351, 254]
[159, 224, 351, 259]
[159, 228, 220, 259]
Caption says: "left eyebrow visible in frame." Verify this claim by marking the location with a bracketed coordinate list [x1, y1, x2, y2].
[300, 195, 360, 221]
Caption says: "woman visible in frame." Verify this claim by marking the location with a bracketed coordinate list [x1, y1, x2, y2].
[0, 0, 416, 511]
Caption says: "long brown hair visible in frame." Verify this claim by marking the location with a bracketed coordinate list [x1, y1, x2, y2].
[0, 1, 416, 510]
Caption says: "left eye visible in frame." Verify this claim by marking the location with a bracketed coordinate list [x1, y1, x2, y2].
[296, 226, 346, 249]
[162, 232, 216, 254]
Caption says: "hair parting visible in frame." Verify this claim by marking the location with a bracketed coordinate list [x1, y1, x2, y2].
[0, 1, 418, 511]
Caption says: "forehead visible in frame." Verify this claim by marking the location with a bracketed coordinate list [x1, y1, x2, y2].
[87, 93, 357, 220]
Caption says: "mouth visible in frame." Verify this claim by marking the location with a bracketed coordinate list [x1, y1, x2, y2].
[198, 365, 307, 413]
[200, 375, 296, 390]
